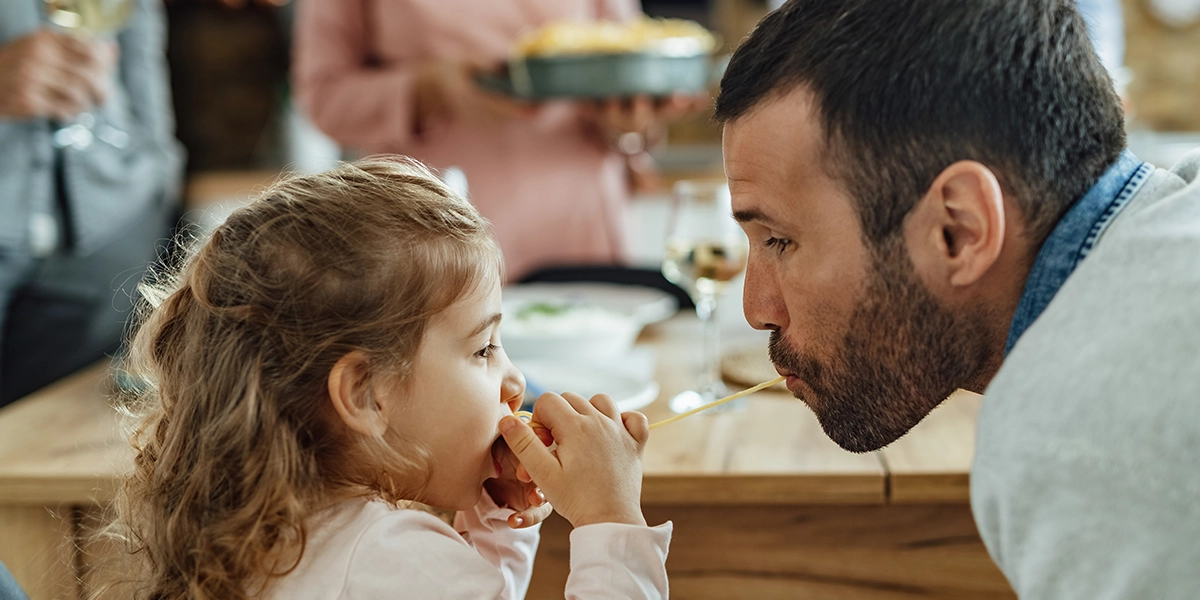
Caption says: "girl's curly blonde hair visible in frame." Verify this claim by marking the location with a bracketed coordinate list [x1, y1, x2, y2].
[104, 158, 502, 599]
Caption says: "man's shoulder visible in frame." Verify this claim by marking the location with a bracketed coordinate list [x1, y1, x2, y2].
[972, 158, 1200, 596]
[978, 150, 1200, 468]
[977, 151, 1200, 484]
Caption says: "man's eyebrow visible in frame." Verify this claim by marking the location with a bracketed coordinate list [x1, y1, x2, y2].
[469, 313, 502, 338]
[732, 208, 783, 228]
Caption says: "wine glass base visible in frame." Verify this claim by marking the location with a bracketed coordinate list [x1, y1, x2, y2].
[668, 382, 747, 415]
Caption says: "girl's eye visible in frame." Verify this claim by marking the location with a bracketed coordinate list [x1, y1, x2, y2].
[476, 343, 499, 359]
[764, 236, 792, 254]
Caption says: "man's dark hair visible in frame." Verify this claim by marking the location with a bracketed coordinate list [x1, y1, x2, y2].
[715, 0, 1126, 246]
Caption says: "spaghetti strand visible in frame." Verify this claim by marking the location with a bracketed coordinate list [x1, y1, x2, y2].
[648, 376, 786, 429]
[513, 376, 787, 430]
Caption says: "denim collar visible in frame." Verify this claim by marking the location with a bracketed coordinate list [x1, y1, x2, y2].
[1004, 150, 1152, 354]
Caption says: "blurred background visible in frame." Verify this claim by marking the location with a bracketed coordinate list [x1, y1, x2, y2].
[177, 0, 1200, 236]
[1, 3, 1198, 598]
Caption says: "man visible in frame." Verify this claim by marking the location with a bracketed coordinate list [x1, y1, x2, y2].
[0, 0, 182, 406]
[717, 0, 1199, 597]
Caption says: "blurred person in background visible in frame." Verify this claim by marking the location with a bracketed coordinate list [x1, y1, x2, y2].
[293, 0, 704, 283]
[0, 0, 182, 407]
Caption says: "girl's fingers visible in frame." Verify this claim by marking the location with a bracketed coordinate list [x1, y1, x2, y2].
[508, 501, 554, 529]
[516, 463, 533, 484]
[532, 424, 554, 447]
[499, 416, 559, 480]
[590, 393, 620, 420]
[622, 411, 650, 447]
[559, 391, 595, 416]
[529, 392, 574, 426]
[528, 486, 546, 507]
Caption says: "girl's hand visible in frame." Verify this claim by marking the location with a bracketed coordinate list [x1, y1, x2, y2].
[498, 392, 650, 528]
[484, 437, 552, 529]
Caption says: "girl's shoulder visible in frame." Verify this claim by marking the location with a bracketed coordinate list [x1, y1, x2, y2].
[266, 500, 508, 599]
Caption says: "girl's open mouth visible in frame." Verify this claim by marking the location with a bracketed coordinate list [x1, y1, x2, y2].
[490, 436, 509, 478]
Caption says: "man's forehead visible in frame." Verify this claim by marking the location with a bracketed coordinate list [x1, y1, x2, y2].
[725, 88, 826, 166]
[724, 89, 831, 202]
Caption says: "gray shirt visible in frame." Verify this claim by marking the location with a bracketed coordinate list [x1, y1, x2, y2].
[973, 151, 1200, 598]
[0, 0, 182, 257]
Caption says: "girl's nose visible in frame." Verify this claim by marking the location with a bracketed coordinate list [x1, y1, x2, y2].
[501, 365, 526, 413]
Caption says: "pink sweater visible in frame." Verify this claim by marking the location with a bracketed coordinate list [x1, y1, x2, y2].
[264, 492, 672, 599]
[293, 0, 641, 281]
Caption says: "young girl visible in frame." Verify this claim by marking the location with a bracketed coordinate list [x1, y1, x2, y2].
[111, 158, 671, 599]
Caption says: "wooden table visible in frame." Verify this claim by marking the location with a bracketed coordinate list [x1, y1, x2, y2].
[0, 314, 1013, 599]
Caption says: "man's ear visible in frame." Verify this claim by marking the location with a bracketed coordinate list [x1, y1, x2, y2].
[328, 351, 389, 437]
[906, 160, 1006, 289]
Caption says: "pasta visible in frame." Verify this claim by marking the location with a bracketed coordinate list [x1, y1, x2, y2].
[512, 375, 787, 432]
[647, 376, 785, 429]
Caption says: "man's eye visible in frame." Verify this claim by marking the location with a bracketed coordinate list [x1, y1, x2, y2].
[476, 343, 499, 359]
[764, 236, 792, 254]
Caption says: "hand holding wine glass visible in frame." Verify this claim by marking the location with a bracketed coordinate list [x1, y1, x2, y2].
[35, 0, 133, 150]
[661, 179, 749, 414]
[0, 29, 115, 121]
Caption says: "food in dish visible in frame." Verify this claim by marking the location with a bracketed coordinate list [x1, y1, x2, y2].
[515, 17, 716, 57]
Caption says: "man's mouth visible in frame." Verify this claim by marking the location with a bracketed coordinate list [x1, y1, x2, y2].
[768, 331, 812, 396]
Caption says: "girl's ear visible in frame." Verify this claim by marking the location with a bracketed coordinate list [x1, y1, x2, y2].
[328, 351, 389, 437]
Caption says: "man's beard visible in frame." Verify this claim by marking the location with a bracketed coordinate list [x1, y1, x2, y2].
[769, 236, 993, 453]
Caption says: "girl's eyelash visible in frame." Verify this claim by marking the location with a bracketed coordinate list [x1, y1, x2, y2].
[764, 236, 792, 253]
[476, 343, 499, 359]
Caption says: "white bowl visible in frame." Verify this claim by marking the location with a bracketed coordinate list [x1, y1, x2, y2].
[500, 301, 643, 361]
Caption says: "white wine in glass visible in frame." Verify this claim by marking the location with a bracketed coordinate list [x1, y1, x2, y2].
[45, 0, 134, 34]
[662, 238, 749, 298]
[660, 180, 749, 415]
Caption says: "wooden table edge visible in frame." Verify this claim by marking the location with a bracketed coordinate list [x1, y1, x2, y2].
[642, 473, 886, 505]
[886, 472, 972, 504]
[0, 476, 118, 505]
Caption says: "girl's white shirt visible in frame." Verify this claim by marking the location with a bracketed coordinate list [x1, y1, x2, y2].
[263, 491, 672, 599]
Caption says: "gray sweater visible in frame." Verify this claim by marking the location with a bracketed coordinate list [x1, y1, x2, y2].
[973, 151, 1200, 598]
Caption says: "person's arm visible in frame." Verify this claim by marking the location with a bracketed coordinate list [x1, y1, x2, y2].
[599, 0, 641, 21]
[566, 522, 672, 599]
[292, 0, 533, 151]
[291, 0, 422, 151]
[500, 393, 672, 599]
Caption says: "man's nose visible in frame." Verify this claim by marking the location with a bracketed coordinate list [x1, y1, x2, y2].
[743, 255, 787, 332]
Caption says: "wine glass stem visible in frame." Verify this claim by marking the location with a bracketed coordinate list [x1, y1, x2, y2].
[696, 292, 720, 394]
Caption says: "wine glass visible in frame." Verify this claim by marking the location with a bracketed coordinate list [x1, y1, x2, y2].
[43, 0, 135, 150]
[660, 179, 749, 414]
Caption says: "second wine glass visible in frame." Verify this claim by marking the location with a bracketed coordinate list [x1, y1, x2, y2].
[661, 179, 749, 414]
